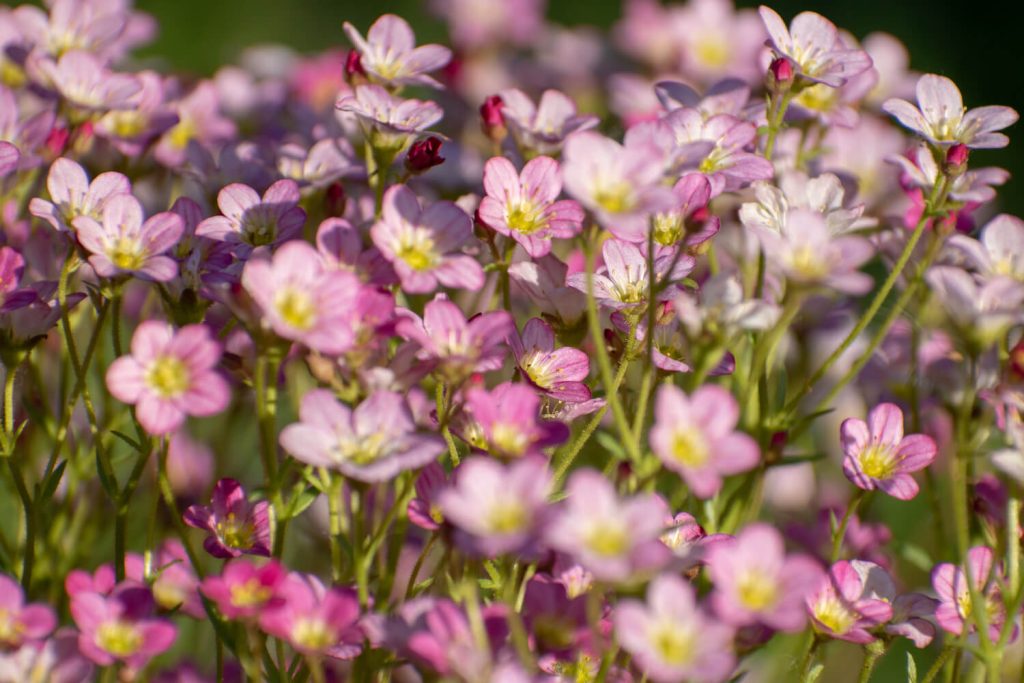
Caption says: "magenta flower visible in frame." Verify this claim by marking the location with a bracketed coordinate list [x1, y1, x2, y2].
[70, 587, 177, 670]
[258, 573, 363, 659]
[883, 74, 1018, 149]
[29, 157, 131, 234]
[183, 478, 272, 559]
[72, 194, 182, 282]
[758, 7, 872, 88]
[566, 238, 694, 311]
[520, 573, 588, 656]
[478, 156, 584, 258]
[36, 50, 140, 111]
[461, 383, 568, 459]
[279, 389, 444, 482]
[650, 384, 759, 499]
[614, 573, 735, 683]
[545, 469, 669, 583]
[125, 541, 204, 619]
[370, 184, 482, 294]
[396, 296, 514, 384]
[840, 402, 938, 500]
[499, 88, 599, 156]
[106, 321, 230, 435]
[561, 131, 675, 241]
[651, 173, 720, 248]
[439, 455, 552, 556]
[337, 85, 444, 155]
[343, 14, 451, 88]
[932, 546, 1007, 641]
[241, 240, 364, 355]
[0, 573, 57, 649]
[509, 318, 591, 403]
[195, 179, 306, 251]
[806, 560, 893, 643]
[705, 523, 824, 631]
[200, 559, 286, 621]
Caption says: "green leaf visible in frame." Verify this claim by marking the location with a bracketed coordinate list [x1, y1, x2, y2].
[282, 487, 319, 520]
[95, 450, 118, 498]
[111, 430, 142, 451]
[900, 543, 934, 573]
[907, 652, 918, 683]
[41, 460, 68, 501]
[594, 431, 627, 459]
[806, 663, 825, 683]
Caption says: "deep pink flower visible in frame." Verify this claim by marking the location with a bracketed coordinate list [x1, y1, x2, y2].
[72, 193, 183, 282]
[70, 586, 177, 669]
[279, 389, 444, 482]
[650, 384, 760, 499]
[0, 142, 18, 178]
[705, 523, 823, 631]
[883, 74, 1018, 149]
[183, 478, 271, 559]
[615, 573, 735, 683]
[932, 546, 1007, 641]
[509, 317, 591, 403]
[196, 179, 306, 252]
[461, 382, 568, 459]
[405, 136, 445, 174]
[840, 402, 938, 500]
[343, 14, 451, 88]
[200, 559, 286, 621]
[370, 184, 482, 294]
[806, 560, 893, 643]
[29, 157, 131, 234]
[758, 6, 872, 88]
[521, 573, 589, 656]
[106, 321, 230, 435]
[0, 573, 57, 648]
[258, 573, 363, 659]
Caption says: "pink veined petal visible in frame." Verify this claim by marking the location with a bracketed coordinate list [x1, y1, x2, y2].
[477, 196, 511, 234]
[758, 5, 792, 54]
[354, 390, 412, 438]
[130, 321, 174, 364]
[931, 563, 959, 602]
[135, 394, 186, 435]
[962, 105, 1019, 136]
[263, 178, 300, 205]
[89, 172, 132, 203]
[137, 256, 178, 282]
[382, 184, 422, 224]
[483, 156, 522, 204]
[881, 98, 932, 136]
[72, 216, 108, 255]
[544, 346, 590, 382]
[510, 231, 550, 258]
[398, 268, 438, 294]
[70, 592, 111, 633]
[194, 216, 237, 241]
[545, 381, 591, 403]
[217, 183, 261, 219]
[434, 255, 484, 290]
[421, 201, 472, 250]
[867, 403, 905, 445]
[895, 434, 938, 471]
[520, 155, 562, 204]
[403, 44, 452, 75]
[367, 14, 416, 55]
[654, 383, 691, 425]
[47, 158, 89, 205]
[141, 212, 185, 254]
[601, 239, 643, 289]
[790, 12, 838, 54]
[916, 75, 964, 131]
[279, 423, 339, 468]
[876, 473, 919, 500]
[102, 194, 144, 234]
[966, 546, 995, 587]
[520, 317, 555, 352]
[968, 132, 1010, 150]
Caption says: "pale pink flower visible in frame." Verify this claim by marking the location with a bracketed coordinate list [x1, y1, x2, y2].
[806, 560, 893, 643]
[674, 0, 766, 84]
[932, 546, 1008, 641]
[949, 214, 1024, 280]
[499, 88, 599, 156]
[566, 238, 694, 311]
[70, 587, 176, 670]
[758, 6, 872, 88]
[840, 402, 938, 500]
[508, 254, 586, 328]
[195, 179, 306, 251]
[509, 317, 591, 403]
[155, 81, 237, 168]
[35, 50, 139, 111]
[29, 157, 131, 233]
[337, 85, 443, 155]
[343, 14, 451, 88]
[95, 70, 179, 157]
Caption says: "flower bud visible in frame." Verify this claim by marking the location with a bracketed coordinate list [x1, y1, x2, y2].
[344, 49, 366, 84]
[766, 57, 795, 92]
[324, 181, 347, 217]
[404, 137, 445, 174]
[944, 143, 970, 178]
[1010, 338, 1024, 382]
[480, 95, 506, 143]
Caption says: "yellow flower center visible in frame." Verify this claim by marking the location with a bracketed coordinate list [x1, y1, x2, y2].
[146, 355, 190, 398]
[858, 444, 897, 480]
[169, 119, 197, 150]
[795, 84, 837, 113]
[274, 288, 317, 331]
[487, 500, 529, 534]
[653, 213, 684, 246]
[790, 245, 829, 279]
[216, 512, 255, 550]
[396, 228, 439, 271]
[96, 621, 143, 658]
[490, 422, 530, 457]
[153, 578, 187, 612]
[506, 200, 547, 235]
[671, 427, 710, 467]
[737, 571, 779, 612]
[650, 621, 696, 665]
[106, 111, 149, 138]
[292, 618, 335, 651]
[108, 236, 147, 271]
[813, 595, 856, 634]
[0, 608, 21, 645]
[593, 183, 634, 214]
[339, 432, 387, 465]
[533, 614, 576, 650]
[230, 579, 273, 608]
[694, 38, 731, 68]
[585, 523, 629, 557]
[0, 61, 26, 89]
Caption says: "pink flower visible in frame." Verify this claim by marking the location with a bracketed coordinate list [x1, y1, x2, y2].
[343, 14, 451, 88]
[562, 131, 675, 241]
[337, 85, 443, 155]
[0, 141, 18, 178]
[277, 138, 362, 189]
[183, 478, 271, 559]
[106, 321, 230, 435]
[614, 573, 735, 683]
[840, 402, 938, 500]
[125, 541, 204, 619]
[407, 461, 448, 532]
[258, 573, 363, 659]
[478, 155, 584, 258]
[35, 50, 140, 111]
[499, 89, 599, 156]
[461, 382, 568, 459]
[806, 560, 893, 643]
[241, 240, 365, 355]
[279, 389, 444, 483]
[758, 6, 872, 88]
[195, 179, 306, 252]
[651, 173, 721, 248]
[509, 317, 591, 403]
[705, 523, 823, 631]
[932, 546, 1007, 641]
[566, 238, 694, 311]
[508, 255, 586, 328]
[95, 70, 179, 158]
[883, 74, 1018, 149]
[29, 157, 131, 233]
[0, 573, 57, 648]
[370, 184, 482, 294]
[439, 455, 552, 556]
[396, 296, 513, 384]
[72, 194, 183, 282]
[545, 470, 669, 583]
[650, 384, 759, 499]
[200, 559, 286, 621]
[70, 586, 177, 669]
[673, 0, 766, 84]
[155, 81, 237, 168]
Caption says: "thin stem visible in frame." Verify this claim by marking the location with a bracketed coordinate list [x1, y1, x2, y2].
[763, 89, 795, 161]
[797, 633, 821, 682]
[920, 646, 954, 683]
[403, 535, 438, 601]
[831, 490, 866, 564]
[435, 383, 460, 467]
[857, 641, 888, 683]
[327, 473, 344, 583]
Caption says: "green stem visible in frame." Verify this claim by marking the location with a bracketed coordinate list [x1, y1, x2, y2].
[798, 634, 821, 682]
[255, 348, 287, 557]
[503, 561, 535, 671]
[435, 383, 459, 466]
[110, 288, 123, 357]
[920, 645, 953, 683]
[831, 490, 866, 563]
[403, 535, 438, 601]
[327, 474, 344, 583]
[763, 90, 795, 161]
[857, 641, 888, 683]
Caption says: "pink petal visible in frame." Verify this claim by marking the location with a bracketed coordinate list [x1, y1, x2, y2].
[916, 75, 963, 129]
[867, 403, 904, 444]
[367, 14, 415, 54]
[520, 155, 562, 204]
[217, 183, 261, 219]
[106, 357, 146, 403]
[895, 434, 937, 471]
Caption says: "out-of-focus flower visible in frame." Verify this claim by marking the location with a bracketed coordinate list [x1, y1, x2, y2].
[926, 266, 1024, 349]
[95, 71, 178, 157]
[106, 321, 230, 435]
[758, 7, 872, 88]
[70, 586, 177, 670]
[840, 402, 937, 500]
[932, 546, 1008, 641]
[258, 574, 363, 659]
[155, 81, 237, 168]
[675, 274, 780, 342]
[200, 559, 286, 621]
[35, 50, 140, 112]
[0, 573, 56, 649]
[343, 14, 451, 89]
[183, 478, 272, 559]
[29, 157, 130, 234]
[432, 0, 546, 51]
[949, 214, 1024, 280]
[499, 89, 598, 156]
[407, 461, 448, 531]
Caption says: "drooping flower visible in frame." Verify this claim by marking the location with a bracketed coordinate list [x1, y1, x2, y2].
[183, 478, 272, 559]
[241, 240, 364, 355]
[70, 586, 177, 670]
[106, 321, 230, 435]
[342, 14, 451, 88]
[200, 559, 286, 621]
[545, 469, 669, 583]
[370, 184, 482, 294]
[478, 155, 584, 258]
[758, 6, 872, 88]
[932, 546, 1007, 641]
[279, 389, 444, 482]
[258, 573, 363, 659]
[650, 384, 760, 499]
[566, 238, 694, 311]
[195, 179, 306, 252]
[499, 89, 599, 156]
[337, 85, 443, 156]
[72, 193, 183, 282]
[439, 455, 552, 556]
[614, 573, 736, 683]
[841, 403, 939, 500]
[883, 74, 1018, 149]
[705, 523, 823, 631]
[509, 317, 591, 403]
[0, 573, 57, 649]
[29, 157, 130, 233]
[806, 560, 893, 643]
[460, 382, 568, 459]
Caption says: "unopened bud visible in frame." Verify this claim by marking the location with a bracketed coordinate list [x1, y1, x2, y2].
[766, 57, 795, 92]
[480, 95, 506, 143]
[404, 137, 445, 174]
[1010, 338, 1024, 382]
[344, 49, 366, 84]
[44, 126, 69, 159]
[944, 143, 970, 178]
[325, 182, 347, 217]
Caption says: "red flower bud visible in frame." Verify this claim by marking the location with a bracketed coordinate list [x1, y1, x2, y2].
[480, 95, 506, 142]
[944, 143, 970, 178]
[344, 49, 366, 83]
[767, 57, 795, 91]
[325, 182, 347, 217]
[404, 137, 445, 174]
